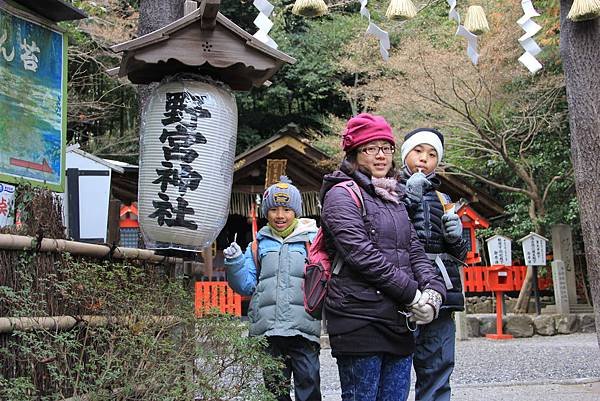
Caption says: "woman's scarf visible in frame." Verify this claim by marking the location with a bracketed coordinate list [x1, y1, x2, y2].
[371, 177, 400, 204]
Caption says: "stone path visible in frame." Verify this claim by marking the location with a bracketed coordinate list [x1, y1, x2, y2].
[317, 332, 600, 401]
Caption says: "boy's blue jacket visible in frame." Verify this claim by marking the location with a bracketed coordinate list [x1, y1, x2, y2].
[225, 218, 321, 343]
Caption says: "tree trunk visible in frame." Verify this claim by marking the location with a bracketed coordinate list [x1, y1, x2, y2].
[559, 1, 600, 347]
[137, 0, 185, 114]
[514, 198, 544, 313]
[515, 267, 533, 313]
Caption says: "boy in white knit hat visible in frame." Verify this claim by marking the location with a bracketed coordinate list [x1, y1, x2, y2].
[400, 128, 468, 401]
[223, 176, 321, 401]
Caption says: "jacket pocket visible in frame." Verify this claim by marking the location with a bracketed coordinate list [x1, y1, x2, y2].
[342, 286, 402, 325]
[346, 288, 383, 302]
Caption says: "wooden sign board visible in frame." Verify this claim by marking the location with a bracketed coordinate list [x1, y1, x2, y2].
[0, 182, 16, 227]
[0, 5, 67, 191]
[519, 232, 548, 266]
[265, 159, 287, 189]
[486, 235, 512, 266]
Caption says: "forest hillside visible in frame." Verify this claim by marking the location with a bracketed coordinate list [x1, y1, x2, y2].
[65, 0, 578, 248]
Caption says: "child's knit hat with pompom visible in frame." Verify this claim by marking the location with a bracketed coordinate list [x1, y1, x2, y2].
[262, 176, 302, 217]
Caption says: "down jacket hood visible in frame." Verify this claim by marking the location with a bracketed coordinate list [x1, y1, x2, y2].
[257, 217, 317, 242]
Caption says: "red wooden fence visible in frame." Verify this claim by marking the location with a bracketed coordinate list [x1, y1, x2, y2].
[463, 265, 552, 292]
[193, 267, 552, 316]
[194, 281, 242, 317]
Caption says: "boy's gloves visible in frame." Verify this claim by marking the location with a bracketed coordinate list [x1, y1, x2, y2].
[442, 213, 463, 243]
[409, 289, 443, 325]
[223, 242, 242, 259]
[405, 171, 431, 202]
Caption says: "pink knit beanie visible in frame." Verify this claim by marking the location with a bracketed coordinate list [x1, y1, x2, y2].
[341, 113, 396, 152]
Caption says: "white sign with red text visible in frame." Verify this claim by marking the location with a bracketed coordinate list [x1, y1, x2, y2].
[0, 182, 16, 227]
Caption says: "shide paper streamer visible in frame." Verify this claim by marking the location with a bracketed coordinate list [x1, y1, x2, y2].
[360, 0, 391, 61]
[447, 0, 479, 65]
[253, 0, 278, 49]
[517, 0, 543, 73]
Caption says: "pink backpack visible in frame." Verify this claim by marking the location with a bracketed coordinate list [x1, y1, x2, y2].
[303, 181, 365, 319]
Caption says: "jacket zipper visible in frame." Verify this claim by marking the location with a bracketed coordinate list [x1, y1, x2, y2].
[423, 199, 431, 248]
[384, 200, 401, 268]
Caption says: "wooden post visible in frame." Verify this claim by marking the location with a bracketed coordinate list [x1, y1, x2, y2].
[485, 291, 513, 340]
[455, 266, 468, 341]
[106, 198, 121, 245]
[184, 0, 198, 15]
[199, 0, 220, 30]
[531, 265, 541, 315]
[203, 247, 213, 279]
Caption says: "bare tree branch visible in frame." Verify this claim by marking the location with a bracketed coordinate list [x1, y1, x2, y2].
[445, 164, 533, 196]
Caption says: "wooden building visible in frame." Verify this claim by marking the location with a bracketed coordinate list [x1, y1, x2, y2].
[3, 0, 86, 23]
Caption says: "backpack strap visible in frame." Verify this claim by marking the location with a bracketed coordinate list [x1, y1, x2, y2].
[333, 181, 366, 216]
[251, 239, 260, 278]
[329, 181, 366, 275]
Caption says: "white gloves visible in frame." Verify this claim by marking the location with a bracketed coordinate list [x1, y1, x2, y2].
[442, 212, 463, 243]
[409, 289, 443, 325]
[223, 242, 242, 259]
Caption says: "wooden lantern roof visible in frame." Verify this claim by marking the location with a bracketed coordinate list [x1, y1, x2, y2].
[110, 0, 295, 90]
[8, 0, 86, 22]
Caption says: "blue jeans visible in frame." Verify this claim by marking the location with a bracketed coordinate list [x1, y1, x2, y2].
[264, 335, 322, 401]
[413, 312, 456, 401]
[336, 353, 412, 401]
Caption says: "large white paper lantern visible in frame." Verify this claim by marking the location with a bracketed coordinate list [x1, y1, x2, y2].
[138, 76, 237, 251]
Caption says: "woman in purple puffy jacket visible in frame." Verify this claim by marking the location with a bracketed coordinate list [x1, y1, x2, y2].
[319, 113, 446, 401]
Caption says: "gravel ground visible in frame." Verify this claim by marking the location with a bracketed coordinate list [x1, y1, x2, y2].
[317, 332, 600, 401]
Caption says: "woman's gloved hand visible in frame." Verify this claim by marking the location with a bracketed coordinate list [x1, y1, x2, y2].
[407, 289, 422, 307]
[442, 213, 463, 243]
[410, 289, 443, 325]
[223, 242, 242, 259]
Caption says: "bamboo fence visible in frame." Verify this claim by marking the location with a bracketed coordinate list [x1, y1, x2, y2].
[0, 233, 182, 264]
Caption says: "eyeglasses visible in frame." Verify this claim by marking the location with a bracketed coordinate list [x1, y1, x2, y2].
[359, 145, 395, 155]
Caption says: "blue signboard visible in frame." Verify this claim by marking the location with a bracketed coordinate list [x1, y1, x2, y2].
[0, 7, 66, 191]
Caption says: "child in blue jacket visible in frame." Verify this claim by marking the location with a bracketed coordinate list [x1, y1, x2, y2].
[223, 176, 321, 401]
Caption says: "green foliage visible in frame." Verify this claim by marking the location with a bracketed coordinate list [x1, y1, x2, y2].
[60, 2, 139, 151]
[390, 0, 458, 50]
[71, 1, 110, 15]
[460, 77, 580, 249]
[232, 9, 363, 152]
[220, 0, 266, 33]
[0, 254, 278, 400]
